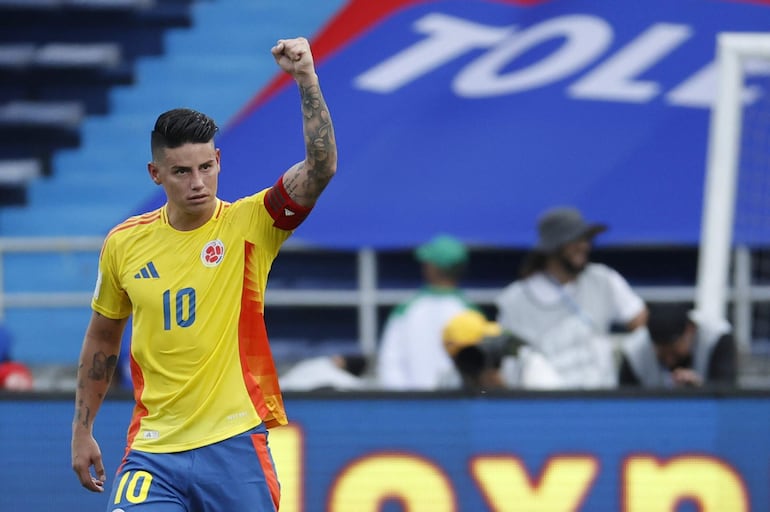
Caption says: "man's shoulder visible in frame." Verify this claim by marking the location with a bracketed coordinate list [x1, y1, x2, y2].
[497, 273, 560, 309]
[584, 262, 616, 275]
[579, 262, 628, 284]
[105, 209, 163, 243]
[229, 188, 270, 207]
[498, 275, 535, 297]
[389, 288, 468, 316]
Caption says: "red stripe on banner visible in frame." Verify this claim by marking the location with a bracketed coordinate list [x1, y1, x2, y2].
[227, 0, 769, 129]
[228, 0, 551, 128]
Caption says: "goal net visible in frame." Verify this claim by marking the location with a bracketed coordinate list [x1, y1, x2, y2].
[697, 32, 770, 385]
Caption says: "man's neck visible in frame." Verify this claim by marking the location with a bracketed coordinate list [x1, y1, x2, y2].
[544, 260, 577, 284]
[166, 202, 217, 232]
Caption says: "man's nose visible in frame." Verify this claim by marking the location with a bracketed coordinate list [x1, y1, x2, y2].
[190, 170, 204, 189]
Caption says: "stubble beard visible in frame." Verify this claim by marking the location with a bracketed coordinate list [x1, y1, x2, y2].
[557, 252, 587, 277]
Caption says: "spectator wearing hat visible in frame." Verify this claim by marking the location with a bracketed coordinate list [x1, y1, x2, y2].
[618, 303, 737, 388]
[376, 234, 477, 390]
[495, 206, 647, 389]
[439, 309, 563, 391]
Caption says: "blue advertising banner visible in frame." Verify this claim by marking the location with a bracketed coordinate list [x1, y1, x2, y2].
[139, 0, 770, 248]
[2, 393, 768, 511]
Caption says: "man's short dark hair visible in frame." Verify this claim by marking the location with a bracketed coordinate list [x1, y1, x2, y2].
[647, 302, 693, 346]
[151, 108, 219, 160]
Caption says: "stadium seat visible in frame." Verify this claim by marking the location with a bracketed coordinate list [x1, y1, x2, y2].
[1, 0, 359, 367]
[0, 159, 42, 205]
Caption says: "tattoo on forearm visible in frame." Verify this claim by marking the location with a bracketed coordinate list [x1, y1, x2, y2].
[292, 82, 336, 201]
[77, 363, 85, 389]
[87, 352, 118, 382]
[76, 399, 92, 428]
[75, 352, 116, 428]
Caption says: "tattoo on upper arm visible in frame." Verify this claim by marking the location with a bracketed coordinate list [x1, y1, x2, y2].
[289, 82, 336, 202]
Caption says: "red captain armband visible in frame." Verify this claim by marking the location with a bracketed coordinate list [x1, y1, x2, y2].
[264, 177, 313, 230]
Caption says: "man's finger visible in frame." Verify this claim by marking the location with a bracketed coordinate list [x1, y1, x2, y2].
[94, 459, 107, 483]
[74, 467, 100, 492]
[90, 475, 106, 493]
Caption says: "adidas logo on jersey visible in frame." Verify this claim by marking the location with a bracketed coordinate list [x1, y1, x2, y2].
[134, 262, 160, 279]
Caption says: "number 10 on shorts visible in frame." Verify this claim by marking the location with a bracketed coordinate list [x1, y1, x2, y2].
[114, 470, 153, 505]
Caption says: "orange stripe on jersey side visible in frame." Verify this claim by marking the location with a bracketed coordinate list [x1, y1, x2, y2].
[251, 432, 281, 510]
[237, 241, 287, 428]
[124, 352, 149, 453]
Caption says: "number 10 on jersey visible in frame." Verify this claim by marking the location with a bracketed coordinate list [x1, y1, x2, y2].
[163, 288, 196, 330]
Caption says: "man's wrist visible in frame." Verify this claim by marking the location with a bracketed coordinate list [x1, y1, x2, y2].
[296, 73, 320, 90]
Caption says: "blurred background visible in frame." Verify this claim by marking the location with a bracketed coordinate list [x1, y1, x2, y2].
[1, 0, 770, 388]
[3, 0, 770, 509]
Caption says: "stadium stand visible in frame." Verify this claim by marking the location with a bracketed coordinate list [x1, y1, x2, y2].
[0, 0, 193, 204]
[0, 0, 354, 375]
[3, 0, 765, 391]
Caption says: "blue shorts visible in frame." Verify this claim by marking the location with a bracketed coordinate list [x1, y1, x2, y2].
[106, 424, 280, 512]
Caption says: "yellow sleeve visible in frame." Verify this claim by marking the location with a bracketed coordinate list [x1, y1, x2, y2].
[91, 233, 132, 319]
[237, 188, 294, 259]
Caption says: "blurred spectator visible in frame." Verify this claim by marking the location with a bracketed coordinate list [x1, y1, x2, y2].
[376, 234, 475, 390]
[440, 309, 563, 391]
[0, 323, 33, 391]
[619, 303, 737, 388]
[495, 206, 647, 389]
[280, 353, 369, 391]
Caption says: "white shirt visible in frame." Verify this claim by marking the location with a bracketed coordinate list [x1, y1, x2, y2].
[279, 357, 368, 391]
[438, 348, 565, 391]
[376, 288, 473, 390]
[620, 310, 732, 388]
[495, 263, 645, 389]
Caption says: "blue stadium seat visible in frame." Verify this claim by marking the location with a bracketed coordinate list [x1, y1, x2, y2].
[1, 0, 349, 364]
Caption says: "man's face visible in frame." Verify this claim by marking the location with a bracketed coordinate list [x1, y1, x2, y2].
[556, 235, 592, 275]
[654, 330, 694, 370]
[148, 142, 220, 223]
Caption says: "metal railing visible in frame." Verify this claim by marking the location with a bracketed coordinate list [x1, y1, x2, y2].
[0, 237, 764, 358]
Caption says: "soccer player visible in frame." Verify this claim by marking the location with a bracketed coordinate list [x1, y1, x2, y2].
[70, 37, 336, 511]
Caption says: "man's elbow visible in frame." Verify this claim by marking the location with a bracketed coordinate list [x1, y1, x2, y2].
[627, 307, 649, 331]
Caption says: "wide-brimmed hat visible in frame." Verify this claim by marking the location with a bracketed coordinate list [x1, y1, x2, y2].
[535, 207, 607, 253]
[442, 310, 502, 357]
[415, 234, 469, 269]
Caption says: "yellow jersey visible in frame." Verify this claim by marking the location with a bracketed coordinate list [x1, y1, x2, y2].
[93, 187, 299, 453]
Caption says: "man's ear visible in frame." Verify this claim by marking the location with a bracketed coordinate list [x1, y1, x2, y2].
[147, 162, 161, 185]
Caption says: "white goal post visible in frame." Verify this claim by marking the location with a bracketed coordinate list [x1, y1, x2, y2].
[696, 32, 770, 353]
